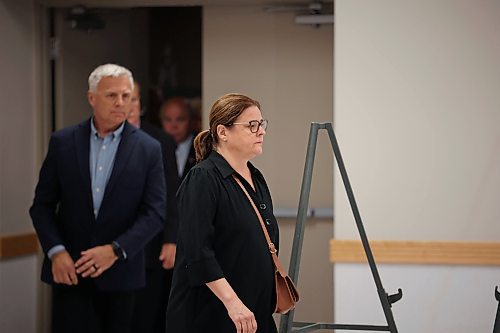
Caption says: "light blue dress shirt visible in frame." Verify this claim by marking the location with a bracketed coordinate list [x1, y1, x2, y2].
[175, 134, 193, 178]
[47, 119, 125, 259]
[89, 119, 124, 218]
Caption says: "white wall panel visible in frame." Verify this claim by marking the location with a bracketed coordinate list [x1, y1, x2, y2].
[335, 0, 500, 330]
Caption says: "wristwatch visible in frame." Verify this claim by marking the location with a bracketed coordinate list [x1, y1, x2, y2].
[111, 241, 126, 261]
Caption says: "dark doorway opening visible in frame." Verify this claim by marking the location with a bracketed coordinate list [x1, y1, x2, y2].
[146, 7, 202, 128]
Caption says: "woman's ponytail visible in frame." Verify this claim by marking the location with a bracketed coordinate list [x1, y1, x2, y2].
[194, 130, 213, 162]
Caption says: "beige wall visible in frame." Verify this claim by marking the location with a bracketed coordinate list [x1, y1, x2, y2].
[203, 5, 334, 323]
[0, 0, 38, 235]
[0, 0, 40, 332]
[203, 5, 334, 209]
[335, 0, 500, 241]
[55, 9, 149, 129]
[335, 1, 500, 331]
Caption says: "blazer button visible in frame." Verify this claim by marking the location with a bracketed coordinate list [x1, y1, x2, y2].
[259, 203, 267, 210]
[265, 219, 271, 226]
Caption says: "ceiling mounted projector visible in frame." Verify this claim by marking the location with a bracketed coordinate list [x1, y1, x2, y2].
[294, 14, 334, 25]
[263, 1, 334, 27]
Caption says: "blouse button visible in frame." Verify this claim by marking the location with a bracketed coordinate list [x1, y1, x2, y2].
[259, 203, 267, 210]
[265, 219, 271, 226]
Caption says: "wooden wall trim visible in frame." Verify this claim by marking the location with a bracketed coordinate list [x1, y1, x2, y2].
[0, 233, 39, 260]
[330, 240, 500, 266]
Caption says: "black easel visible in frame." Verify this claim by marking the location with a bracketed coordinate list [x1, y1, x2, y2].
[494, 286, 500, 333]
[279, 123, 402, 333]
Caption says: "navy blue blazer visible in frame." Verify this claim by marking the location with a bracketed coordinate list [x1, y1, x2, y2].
[30, 119, 165, 291]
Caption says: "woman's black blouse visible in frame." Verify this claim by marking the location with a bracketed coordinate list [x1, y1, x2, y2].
[166, 151, 279, 333]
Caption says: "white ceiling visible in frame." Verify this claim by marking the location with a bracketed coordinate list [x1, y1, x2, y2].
[41, 0, 333, 8]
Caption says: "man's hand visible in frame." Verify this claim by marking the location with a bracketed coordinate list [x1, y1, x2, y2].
[159, 243, 176, 269]
[75, 245, 117, 278]
[51, 250, 78, 285]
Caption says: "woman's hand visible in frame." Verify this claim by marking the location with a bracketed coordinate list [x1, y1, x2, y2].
[206, 278, 257, 333]
[225, 297, 257, 333]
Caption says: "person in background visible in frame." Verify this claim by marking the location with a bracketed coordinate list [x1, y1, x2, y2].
[29, 64, 165, 333]
[165, 93, 278, 333]
[160, 97, 197, 180]
[128, 81, 180, 333]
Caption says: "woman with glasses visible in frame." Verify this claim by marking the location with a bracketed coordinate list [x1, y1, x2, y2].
[166, 93, 277, 333]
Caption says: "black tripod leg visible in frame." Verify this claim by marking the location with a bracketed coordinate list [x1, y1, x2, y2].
[494, 287, 500, 333]
[325, 123, 401, 333]
[279, 123, 321, 333]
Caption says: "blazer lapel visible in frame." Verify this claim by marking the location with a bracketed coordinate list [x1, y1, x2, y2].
[183, 144, 197, 179]
[74, 119, 94, 214]
[103, 122, 138, 200]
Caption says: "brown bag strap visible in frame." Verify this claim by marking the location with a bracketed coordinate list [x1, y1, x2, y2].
[233, 175, 287, 276]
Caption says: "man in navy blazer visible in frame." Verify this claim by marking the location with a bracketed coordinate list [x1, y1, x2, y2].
[29, 64, 165, 333]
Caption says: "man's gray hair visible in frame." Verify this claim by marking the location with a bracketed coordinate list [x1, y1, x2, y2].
[88, 64, 134, 92]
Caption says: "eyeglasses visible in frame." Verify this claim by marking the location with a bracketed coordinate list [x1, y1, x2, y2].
[231, 119, 268, 133]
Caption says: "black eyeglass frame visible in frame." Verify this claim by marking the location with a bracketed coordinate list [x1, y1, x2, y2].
[230, 119, 268, 133]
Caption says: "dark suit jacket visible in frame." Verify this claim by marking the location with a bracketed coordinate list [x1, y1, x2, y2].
[29, 119, 165, 291]
[140, 120, 180, 269]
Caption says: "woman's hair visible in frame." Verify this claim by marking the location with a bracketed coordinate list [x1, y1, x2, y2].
[194, 93, 261, 162]
[88, 63, 134, 92]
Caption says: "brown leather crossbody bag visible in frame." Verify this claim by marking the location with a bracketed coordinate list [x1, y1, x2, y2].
[234, 176, 300, 314]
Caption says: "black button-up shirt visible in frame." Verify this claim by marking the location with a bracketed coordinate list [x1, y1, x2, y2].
[166, 151, 279, 333]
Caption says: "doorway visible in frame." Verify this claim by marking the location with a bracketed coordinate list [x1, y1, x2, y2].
[51, 6, 202, 131]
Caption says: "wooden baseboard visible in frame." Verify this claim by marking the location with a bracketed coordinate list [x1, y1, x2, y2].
[330, 240, 500, 265]
[0, 233, 39, 260]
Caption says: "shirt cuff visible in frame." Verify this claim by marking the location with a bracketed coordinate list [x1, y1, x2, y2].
[47, 245, 66, 259]
[186, 256, 224, 286]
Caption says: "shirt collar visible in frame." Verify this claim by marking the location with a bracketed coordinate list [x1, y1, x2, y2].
[208, 151, 260, 179]
[178, 134, 194, 152]
[90, 117, 125, 139]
